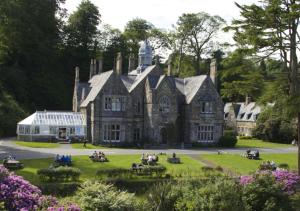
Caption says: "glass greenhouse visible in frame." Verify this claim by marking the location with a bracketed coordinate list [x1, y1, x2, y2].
[17, 111, 86, 142]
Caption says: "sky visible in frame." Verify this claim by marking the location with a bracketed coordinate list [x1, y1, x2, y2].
[63, 0, 258, 31]
[63, 0, 259, 57]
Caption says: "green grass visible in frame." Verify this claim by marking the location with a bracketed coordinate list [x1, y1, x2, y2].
[201, 153, 297, 175]
[236, 138, 292, 148]
[14, 141, 60, 148]
[15, 154, 204, 185]
[71, 143, 108, 149]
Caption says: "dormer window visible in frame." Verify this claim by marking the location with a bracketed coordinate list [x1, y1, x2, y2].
[201, 102, 213, 113]
[159, 96, 170, 113]
[104, 96, 126, 111]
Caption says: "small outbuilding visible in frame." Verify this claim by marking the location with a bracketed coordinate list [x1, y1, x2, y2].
[17, 111, 86, 142]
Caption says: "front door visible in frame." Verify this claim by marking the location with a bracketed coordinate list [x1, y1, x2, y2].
[58, 128, 67, 140]
[160, 127, 168, 144]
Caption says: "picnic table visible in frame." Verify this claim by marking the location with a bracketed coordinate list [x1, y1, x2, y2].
[3, 159, 24, 170]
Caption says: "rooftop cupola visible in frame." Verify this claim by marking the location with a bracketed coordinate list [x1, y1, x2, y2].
[137, 40, 152, 73]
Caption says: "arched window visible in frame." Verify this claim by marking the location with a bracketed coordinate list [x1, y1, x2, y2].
[159, 96, 170, 113]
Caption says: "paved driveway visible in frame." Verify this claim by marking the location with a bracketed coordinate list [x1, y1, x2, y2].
[0, 139, 297, 160]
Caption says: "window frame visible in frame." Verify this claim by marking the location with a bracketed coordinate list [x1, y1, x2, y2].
[197, 124, 214, 142]
[159, 95, 171, 113]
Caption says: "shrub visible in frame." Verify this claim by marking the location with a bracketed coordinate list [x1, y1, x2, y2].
[272, 170, 300, 195]
[239, 136, 253, 139]
[176, 177, 244, 211]
[242, 174, 292, 211]
[39, 182, 80, 196]
[278, 163, 290, 170]
[0, 166, 80, 210]
[37, 166, 81, 182]
[0, 169, 42, 210]
[75, 180, 137, 211]
[215, 166, 223, 172]
[146, 181, 184, 211]
[96, 168, 131, 178]
[218, 131, 237, 147]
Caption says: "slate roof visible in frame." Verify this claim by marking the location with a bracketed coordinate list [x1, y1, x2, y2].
[76, 82, 90, 102]
[81, 70, 113, 107]
[80, 66, 209, 108]
[224, 102, 263, 122]
[174, 75, 207, 104]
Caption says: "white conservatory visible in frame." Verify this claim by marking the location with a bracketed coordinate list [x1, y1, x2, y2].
[17, 111, 86, 142]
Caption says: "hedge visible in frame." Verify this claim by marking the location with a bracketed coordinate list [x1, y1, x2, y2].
[37, 166, 81, 182]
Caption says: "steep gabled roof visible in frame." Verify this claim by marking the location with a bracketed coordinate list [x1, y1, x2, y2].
[174, 75, 207, 104]
[76, 82, 90, 102]
[128, 65, 156, 92]
[80, 70, 113, 107]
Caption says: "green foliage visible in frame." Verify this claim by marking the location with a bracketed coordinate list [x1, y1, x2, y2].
[218, 130, 238, 147]
[174, 12, 225, 74]
[253, 107, 297, 143]
[75, 180, 138, 211]
[0, 85, 27, 137]
[176, 177, 244, 211]
[39, 182, 79, 197]
[146, 181, 184, 211]
[220, 49, 264, 102]
[37, 166, 81, 182]
[242, 174, 292, 211]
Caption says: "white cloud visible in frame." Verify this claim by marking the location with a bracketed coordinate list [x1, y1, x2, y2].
[63, 0, 258, 30]
[62, 0, 258, 56]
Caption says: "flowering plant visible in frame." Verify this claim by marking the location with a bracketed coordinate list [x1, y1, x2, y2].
[272, 169, 300, 194]
[240, 169, 300, 195]
[0, 166, 80, 210]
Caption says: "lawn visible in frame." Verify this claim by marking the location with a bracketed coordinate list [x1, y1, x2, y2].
[15, 154, 204, 185]
[14, 141, 60, 148]
[71, 143, 108, 149]
[201, 153, 297, 175]
[236, 138, 292, 148]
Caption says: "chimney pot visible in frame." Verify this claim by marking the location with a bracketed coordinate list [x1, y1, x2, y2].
[116, 52, 122, 75]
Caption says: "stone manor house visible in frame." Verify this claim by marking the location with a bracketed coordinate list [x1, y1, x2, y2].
[72, 41, 224, 146]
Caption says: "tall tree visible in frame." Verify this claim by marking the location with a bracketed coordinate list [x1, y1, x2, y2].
[174, 12, 225, 75]
[64, 0, 100, 81]
[227, 0, 300, 174]
[220, 49, 264, 102]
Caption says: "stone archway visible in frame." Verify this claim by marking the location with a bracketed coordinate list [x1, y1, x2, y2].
[160, 127, 168, 144]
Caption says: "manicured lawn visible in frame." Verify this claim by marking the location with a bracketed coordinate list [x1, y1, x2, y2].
[201, 153, 297, 175]
[71, 143, 108, 149]
[15, 154, 204, 185]
[14, 141, 60, 148]
[236, 138, 292, 148]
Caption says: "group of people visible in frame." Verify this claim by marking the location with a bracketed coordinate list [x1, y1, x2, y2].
[141, 153, 159, 165]
[245, 149, 260, 160]
[55, 154, 72, 166]
[90, 151, 107, 162]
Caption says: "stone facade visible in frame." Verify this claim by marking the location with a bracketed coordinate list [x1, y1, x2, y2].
[73, 41, 224, 146]
[224, 101, 266, 136]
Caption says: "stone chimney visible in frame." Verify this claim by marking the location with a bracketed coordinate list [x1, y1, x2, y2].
[75, 66, 80, 83]
[210, 58, 217, 86]
[245, 95, 251, 106]
[81, 87, 86, 103]
[89, 59, 96, 79]
[167, 59, 172, 76]
[128, 53, 135, 72]
[116, 52, 122, 75]
[97, 57, 103, 74]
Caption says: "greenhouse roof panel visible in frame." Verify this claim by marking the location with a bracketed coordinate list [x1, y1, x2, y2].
[18, 111, 86, 126]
